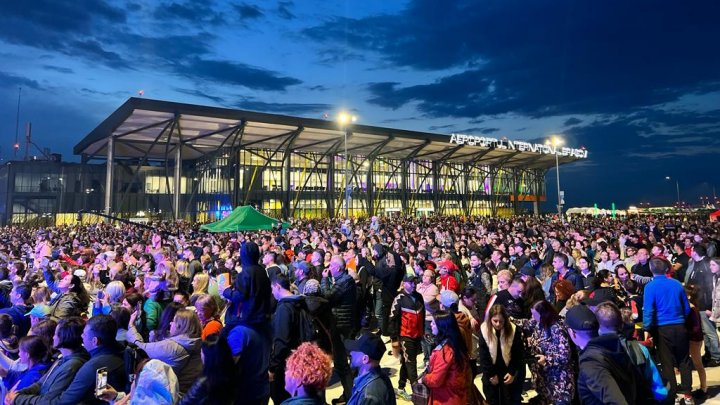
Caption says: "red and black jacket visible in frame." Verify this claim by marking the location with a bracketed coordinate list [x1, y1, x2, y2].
[389, 290, 425, 339]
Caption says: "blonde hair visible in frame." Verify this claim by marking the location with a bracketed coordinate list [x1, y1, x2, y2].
[105, 281, 126, 304]
[172, 309, 202, 338]
[192, 273, 209, 295]
[497, 270, 513, 283]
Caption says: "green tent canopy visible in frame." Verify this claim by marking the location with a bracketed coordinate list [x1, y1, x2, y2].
[200, 206, 289, 232]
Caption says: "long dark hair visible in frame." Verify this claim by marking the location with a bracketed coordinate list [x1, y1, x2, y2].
[153, 302, 183, 342]
[592, 269, 612, 290]
[69, 275, 91, 308]
[433, 310, 468, 370]
[125, 293, 148, 340]
[532, 300, 560, 334]
[201, 334, 237, 402]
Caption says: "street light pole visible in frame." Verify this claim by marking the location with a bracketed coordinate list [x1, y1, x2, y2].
[344, 126, 349, 218]
[338, 112, 356, 219]
[546, 136, 564, 219]
[555, 151, 561, 218]
[665, 176, 680, 206]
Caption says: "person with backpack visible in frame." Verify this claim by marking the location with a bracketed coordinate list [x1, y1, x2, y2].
[388, 275, 425, 401]
[269, 273, 306, 404]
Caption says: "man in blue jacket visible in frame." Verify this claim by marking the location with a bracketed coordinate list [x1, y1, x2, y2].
[643, 257, 694, 404]
[345, 332, 396, 405]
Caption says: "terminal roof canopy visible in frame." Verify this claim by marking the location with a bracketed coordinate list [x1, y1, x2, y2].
[75, 97, 584, 169]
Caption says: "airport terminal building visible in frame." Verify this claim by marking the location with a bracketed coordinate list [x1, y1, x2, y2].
[0, 98, 587, 225]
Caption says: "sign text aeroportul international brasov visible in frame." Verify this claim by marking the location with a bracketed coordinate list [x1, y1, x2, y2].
[449, 133, 588, 159]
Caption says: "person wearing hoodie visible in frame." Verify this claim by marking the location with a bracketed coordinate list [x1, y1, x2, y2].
[0, 284, 33, 338]
[566, 304, 638, 405]
[222, 241, 271, 329]
[127, 308, 202, 394]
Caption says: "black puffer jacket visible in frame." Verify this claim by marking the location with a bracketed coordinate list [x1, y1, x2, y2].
[321, 271, 357, 331]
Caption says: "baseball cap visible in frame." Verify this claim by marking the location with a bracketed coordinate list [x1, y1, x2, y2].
[439, 290, 459, 308]
[344, 332, 385, 361]
[294, 261, 310, 275]
[402, 274, 417, 283]
[25, 305, 51, 319]
[520, 266, 535, 277]
[565, 303, 599, 331]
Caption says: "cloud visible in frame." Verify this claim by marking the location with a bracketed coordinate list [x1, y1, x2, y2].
[174, 88, 227, 104]
[428, 124, 455, 131]
[69, 40, 131, 68]
[307, 2, 720, 119]
[42, 65, 74, 74]
[234, 3, 264, 20]
[234, 98, 333, 116]
[112, 32, 214, 62]
[564, 117, 583, 126]
[0, 71, 40, 90]
[277, 1, 296, 20]
[0, 1, 130, 68]
[172, 58, 302, 91]
[154, 1, 225, 25]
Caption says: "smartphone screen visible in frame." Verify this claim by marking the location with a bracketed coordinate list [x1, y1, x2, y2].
[95, 367, 108, 397]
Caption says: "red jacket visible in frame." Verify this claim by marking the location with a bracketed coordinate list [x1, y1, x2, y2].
[424, 343, 471, 405]
[388, 290, 425, 339]
[439, 274, 459, 293]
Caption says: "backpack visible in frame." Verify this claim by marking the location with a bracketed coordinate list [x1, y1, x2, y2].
[296, 301, 318, 343]
[295, 298, 332, 353]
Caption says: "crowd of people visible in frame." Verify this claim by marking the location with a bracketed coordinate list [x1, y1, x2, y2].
[0, 214, 717, 404]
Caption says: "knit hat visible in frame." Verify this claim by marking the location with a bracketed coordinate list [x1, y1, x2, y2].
[303, 279, 320, 295]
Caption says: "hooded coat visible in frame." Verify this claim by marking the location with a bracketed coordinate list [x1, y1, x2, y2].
[127, 327, 203, 394]
[223, 241, 271, 327]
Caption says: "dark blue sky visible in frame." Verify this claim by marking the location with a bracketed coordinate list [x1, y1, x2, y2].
[0, 1, 719, 210]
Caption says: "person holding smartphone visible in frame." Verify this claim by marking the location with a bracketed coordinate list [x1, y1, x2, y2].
[43, 315, 126, 404]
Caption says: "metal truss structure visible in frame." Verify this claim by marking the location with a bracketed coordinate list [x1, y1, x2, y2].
[74, 98, 581, 220]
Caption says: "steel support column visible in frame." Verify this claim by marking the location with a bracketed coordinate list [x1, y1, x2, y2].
[431, 161, 440, 213]
[173, 146, 182, 220]
[282, 150, 292, 219]
[511, 168, 519, 215]
[400, 161, 408, 215]
[462, 163, 470, 216]
[326, 155, 335, 218]
[103, 136, 114, 220]
[366, 162, 374, 216]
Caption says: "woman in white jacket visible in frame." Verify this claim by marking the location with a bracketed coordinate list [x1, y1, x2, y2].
[127, 308, 203, 394]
